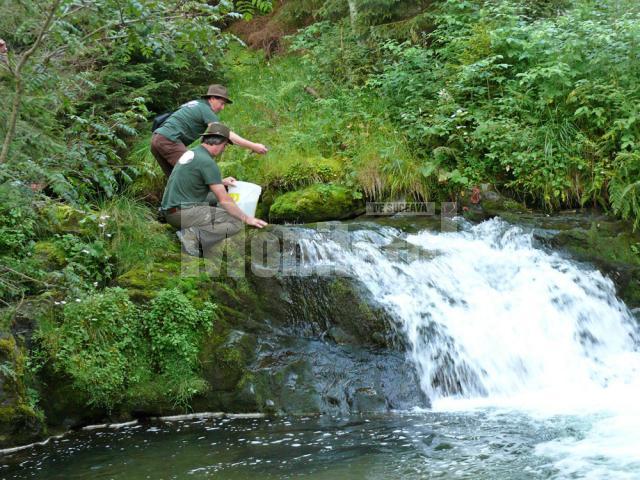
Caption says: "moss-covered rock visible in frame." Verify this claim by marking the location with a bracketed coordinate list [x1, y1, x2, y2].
[544, 219, 640, 308]
[269, 184, 364, 223]
[460, 185, 529, 222]
[33, 241, 66, 269]
[0, 335, 45, 447]
[116, 257, 182, 301]
[252, 275, 399, 348]
[39, 203, 93, 235]
[193, 329, 260, 412]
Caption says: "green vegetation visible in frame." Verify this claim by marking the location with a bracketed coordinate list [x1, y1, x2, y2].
[37, 287, 215, 410]
[221, 0, 640, 224]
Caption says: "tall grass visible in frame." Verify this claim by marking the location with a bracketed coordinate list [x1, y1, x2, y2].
[218, 46, 430, 201]
[97, 196, 176, 275]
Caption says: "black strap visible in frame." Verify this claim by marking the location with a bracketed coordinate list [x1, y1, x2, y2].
[151, 111, 174, 132]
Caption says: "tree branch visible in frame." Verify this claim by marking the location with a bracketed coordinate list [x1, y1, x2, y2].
[15, 0, 63, 76]
[60, 2, 92, 20]
[42, 11, 190, 64]
[0, 265, 53, 288]
[0, 0, 63, 164]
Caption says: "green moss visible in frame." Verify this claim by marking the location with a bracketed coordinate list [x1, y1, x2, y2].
[33, 241, 67, 269]
[555, 222, 640, 267]
[269, 184, 365, 223]
[116, 258, 182, 301]
[40, 204, 91, 235]
[0, 336, 46, 447]
[0, 404, 44, 446]
[480, 198, 529, 217]
[200, 330, 255, 393]
[0, 336, 25, 399]
[325, 277, 394, 347]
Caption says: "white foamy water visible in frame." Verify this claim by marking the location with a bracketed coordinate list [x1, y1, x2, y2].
[294, 218, 640, 478]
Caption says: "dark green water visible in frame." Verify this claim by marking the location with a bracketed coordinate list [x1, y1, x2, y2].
[0, 412, 576, 479]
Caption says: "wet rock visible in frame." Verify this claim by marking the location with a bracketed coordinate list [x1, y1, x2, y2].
[538, 217, 640, 308]
[241, 336, 428, 414]
[460, 184, 529, 222]
[252, 275, 401, 348]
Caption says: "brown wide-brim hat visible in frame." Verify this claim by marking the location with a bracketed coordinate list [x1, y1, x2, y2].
[202, 84, 233, 104]
[200, 122, 233, 144]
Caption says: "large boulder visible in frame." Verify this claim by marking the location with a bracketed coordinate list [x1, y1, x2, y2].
[191, 237, 422, 415]
[269, 184, 365, 223]
[237, 335, 427, 415]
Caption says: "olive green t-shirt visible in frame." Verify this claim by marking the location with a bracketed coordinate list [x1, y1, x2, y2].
[161, 146, 223, 210]
[155, 99, 219, 146]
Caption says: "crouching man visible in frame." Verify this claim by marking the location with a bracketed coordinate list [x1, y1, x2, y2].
[160, 122, 267, 256]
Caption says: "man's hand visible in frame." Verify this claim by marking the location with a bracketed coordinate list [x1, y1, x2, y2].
[211, 183, 268, 228]
[244, 216, 268, 228]
[251, 143, 269, 155]
[222, 176, 237, 187]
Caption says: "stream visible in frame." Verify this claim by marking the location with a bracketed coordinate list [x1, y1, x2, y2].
[2, 216, 640, 479]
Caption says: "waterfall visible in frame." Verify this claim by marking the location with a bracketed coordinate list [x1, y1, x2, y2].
[291, 218, 640, 406]
[287, 217, 640, 477]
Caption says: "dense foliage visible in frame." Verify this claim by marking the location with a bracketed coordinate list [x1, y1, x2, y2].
[223, 0, 640, 225]
[37, 288, 215, 409]
[0, 0, 260, 419]
[373, 0, 640, 214]
[0, 0, 247, 201]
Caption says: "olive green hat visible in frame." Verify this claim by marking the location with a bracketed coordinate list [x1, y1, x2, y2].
[200, 122, 233, 144]
[202, 84, 233, 104]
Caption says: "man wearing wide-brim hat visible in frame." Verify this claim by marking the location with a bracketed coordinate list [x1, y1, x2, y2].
[151, 84, 268, 177]
[160, 122, 267, 256]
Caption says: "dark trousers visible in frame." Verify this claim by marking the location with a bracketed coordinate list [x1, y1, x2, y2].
[150, 133, 187, 177]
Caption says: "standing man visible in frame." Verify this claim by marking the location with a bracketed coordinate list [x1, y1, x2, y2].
[151, 84, 268, 177]
[161, 122, 267, 256]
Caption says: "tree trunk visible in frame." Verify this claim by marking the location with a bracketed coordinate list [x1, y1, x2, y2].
[347, 0, 358, 30]
[0, 79, 23, 164]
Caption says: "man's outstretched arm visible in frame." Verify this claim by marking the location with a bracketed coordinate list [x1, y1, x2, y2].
[229, 131, 268, 155]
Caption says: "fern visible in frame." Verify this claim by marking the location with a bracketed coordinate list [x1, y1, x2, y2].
[234, 0, 273, 19]
[610, 151, 640, 230]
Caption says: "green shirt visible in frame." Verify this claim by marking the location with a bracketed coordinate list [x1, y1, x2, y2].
[161, 146, 223, 210]
[155, 99, 219, 146]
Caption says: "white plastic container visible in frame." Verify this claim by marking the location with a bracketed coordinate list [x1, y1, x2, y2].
[227, 181, 262, 217]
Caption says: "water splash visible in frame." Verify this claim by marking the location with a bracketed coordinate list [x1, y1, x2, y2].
[294, 218, 639, 404]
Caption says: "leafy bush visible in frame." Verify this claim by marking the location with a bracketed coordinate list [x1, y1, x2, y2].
[37, 288, 216, 409]
[0, 0, 239, 204]
[38, 288, 144, 408]
[0, 183, 38, 255]
[610, 151, 640, 230]
[144, 289, 215, 375]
